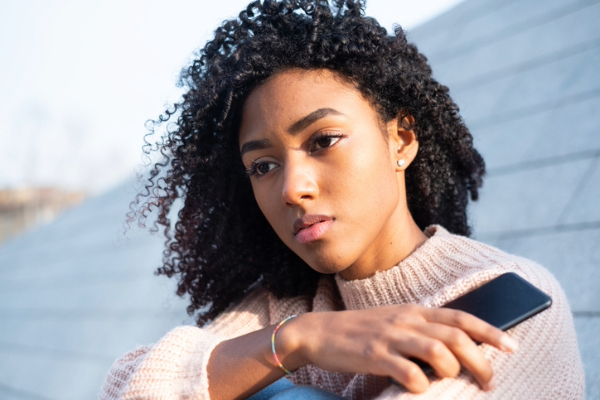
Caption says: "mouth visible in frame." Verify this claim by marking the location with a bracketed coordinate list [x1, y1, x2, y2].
[293, 215, 334, 244]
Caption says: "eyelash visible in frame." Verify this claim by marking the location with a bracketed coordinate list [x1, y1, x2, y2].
[309, 132, 344, 152]
[245, 159, 276, 177]
[245, 132, 344, 177]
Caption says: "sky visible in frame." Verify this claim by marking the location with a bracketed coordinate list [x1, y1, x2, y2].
[0, 0, 465, 194]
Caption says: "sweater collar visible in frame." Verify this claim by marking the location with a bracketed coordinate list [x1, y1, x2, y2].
[334, 225, 475, 310]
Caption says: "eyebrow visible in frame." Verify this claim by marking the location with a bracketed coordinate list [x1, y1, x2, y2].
[288, 108, 344, 134]
[240, 139, 271, 157]
[240, 108, 345, 157]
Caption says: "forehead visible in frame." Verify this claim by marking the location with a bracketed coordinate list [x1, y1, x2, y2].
[239, 69, 379, 141]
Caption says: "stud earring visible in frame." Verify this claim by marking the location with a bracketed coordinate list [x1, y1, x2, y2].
[397, 159, 405, 167]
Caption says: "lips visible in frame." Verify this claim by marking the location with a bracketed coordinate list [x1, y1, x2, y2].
[293, 215, 334, 244]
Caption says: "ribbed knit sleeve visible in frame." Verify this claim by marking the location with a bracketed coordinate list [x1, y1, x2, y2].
[98, 288, 279, 400]
[99, 327, 226, 400]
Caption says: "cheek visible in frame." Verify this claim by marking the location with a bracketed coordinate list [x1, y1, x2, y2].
[335, 139, 398, 210]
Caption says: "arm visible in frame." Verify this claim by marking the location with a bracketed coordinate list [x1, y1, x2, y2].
[99, 326, 226, 400]
[101, 284, 518, 400]
[99, 289, 276, 400]
[208, 305, 518, 400]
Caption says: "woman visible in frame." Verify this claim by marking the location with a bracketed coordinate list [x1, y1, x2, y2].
[100, 1, 584, 399]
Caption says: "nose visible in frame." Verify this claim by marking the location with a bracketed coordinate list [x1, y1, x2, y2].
[281, 158, 319, 207]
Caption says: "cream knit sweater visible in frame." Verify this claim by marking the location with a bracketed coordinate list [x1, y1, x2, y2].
[99, 226, 585, 400]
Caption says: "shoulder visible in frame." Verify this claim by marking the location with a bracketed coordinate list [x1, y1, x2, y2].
[423, 226, 583, 372]
[417, 227, 586, 398]
[422, 225, 566, 309]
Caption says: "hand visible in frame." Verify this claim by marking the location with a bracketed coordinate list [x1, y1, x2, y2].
[279, 304, 518, 393]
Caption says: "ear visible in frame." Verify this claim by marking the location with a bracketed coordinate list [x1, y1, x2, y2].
[387, 111, 419, 171]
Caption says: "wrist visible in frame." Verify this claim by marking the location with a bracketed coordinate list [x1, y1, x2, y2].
[275, 313, 312, 372]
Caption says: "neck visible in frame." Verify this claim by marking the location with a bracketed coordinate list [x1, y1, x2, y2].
[339, 207, 427, 281]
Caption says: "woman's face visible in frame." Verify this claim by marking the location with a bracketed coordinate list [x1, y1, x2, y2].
[239, 69, 421, 279]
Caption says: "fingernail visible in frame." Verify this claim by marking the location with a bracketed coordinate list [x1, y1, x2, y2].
[500, 335, 518, 352]
[484, 376, 496, 391]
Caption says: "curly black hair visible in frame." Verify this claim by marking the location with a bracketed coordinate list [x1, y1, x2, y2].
[132, 0, 485, 326]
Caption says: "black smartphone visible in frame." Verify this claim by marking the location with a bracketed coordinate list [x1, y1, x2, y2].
[395, 272, 552, 378]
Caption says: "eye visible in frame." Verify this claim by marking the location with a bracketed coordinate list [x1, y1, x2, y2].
[311, 133, 343, 152]
[247, 160, 278, 177]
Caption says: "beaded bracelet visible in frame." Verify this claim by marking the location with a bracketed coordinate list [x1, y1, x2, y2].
[271, 315, 297, 375]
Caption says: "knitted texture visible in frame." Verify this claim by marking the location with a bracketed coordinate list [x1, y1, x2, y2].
[99, 226, 585, 399]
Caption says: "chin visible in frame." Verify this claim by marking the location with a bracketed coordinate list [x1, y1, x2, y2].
[288, 239, 357, 275]
[304, 255, 352, 275]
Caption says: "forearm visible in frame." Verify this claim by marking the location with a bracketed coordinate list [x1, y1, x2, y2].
[208, 302, 521, 400]
[100, 289, 281, 400]
[207, 316, 308, 400]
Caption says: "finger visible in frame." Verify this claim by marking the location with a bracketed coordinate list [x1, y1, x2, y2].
[383, 356, 430, 394]
[424, 308, 519, 352]
[392, 332, 461, 379]
[419, 323, 495, 391]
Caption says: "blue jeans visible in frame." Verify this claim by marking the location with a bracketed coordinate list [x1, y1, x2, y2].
[247, 379, 345, 400]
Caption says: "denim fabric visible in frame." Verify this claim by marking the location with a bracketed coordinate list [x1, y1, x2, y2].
[247, 379, 346, 400]
[270, 386, 346, 400]
[246, 378, 295, 400]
